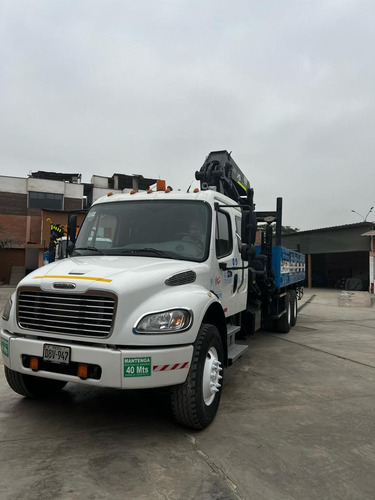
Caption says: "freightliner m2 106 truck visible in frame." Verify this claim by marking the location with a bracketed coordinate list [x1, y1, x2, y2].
[1, 151, 305, 429]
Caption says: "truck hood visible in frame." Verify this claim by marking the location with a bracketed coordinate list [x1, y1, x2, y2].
[23, 255, 207, 294]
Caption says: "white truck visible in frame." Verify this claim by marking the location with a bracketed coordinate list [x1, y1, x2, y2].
[1, 151, 305, 429]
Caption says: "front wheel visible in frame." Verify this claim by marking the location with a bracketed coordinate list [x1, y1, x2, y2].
[4, 366, 67, 398]
[171, 324, 224, 430]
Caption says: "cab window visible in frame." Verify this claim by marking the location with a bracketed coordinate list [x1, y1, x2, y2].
[235, 216, 242, 250]
[216, 211, 232, 258]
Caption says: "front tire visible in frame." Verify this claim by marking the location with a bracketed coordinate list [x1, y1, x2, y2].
[171, 324, 224, 430]
[4, 367, 67, 398]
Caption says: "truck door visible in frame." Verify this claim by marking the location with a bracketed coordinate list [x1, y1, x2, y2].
[213, 207, 247, 316]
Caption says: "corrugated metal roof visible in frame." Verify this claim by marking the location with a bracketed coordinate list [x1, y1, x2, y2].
[285, 221, 374, 236]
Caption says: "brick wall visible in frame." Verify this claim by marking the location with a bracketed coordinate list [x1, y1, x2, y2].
[29, 216, 42, 244]
[64, 198, 83, 210]
[0, 214, 27, 245]
[0, 248, 25, 284]
[0, 193, 27, 215]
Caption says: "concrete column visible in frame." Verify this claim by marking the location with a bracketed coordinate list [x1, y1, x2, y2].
[308, 254, 312, 289]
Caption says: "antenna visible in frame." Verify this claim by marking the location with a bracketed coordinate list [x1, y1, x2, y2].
[187, 180, 194, 193]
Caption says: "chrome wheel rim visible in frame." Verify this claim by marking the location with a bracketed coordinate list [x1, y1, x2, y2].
[202, 347, 222, 406]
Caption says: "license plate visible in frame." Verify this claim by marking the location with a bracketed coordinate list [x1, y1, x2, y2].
[43, 344, 71, 364]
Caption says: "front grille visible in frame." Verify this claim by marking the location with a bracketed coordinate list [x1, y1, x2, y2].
[17, 289, 116, 337]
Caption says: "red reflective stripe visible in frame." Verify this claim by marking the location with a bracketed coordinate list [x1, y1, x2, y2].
[153, 362, 189, 372]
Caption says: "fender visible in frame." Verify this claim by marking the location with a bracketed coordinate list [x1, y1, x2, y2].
[126, 283, 224, 347]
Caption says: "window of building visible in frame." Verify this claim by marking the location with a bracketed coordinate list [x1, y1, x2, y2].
[216, 210, 232, 258]
[28, 191, 64, 210]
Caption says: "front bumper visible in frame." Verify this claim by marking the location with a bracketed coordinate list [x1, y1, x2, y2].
[1, 329, 193, 389]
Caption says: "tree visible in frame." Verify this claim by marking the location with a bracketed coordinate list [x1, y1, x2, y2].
[280, 225, 299, 235]
[257, 224, 299, 235]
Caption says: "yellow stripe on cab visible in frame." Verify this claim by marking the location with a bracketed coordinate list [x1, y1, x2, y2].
[33, 275, 112, 283]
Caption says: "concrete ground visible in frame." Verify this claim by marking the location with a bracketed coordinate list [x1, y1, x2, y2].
[1, 287, 375, 499]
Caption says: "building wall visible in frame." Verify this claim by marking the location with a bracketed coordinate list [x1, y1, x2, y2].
[0, 175, 84, 282]
[0, 193, 28, 215]
[0, 177, 27, 194]
[64, 182, 83, 198]
[0, 214, 27, 245]
[27, 215, 42, 244]
[0, 248, 25, 284]
[64, 198, 83, 210]
[92, 187, 121, 203]
[27, 178, 66, 194]
[0, 175, 84, 204]
[282, 224, 372, 254]
[91, 176, 110, 188]
[25, 248, 40, 273]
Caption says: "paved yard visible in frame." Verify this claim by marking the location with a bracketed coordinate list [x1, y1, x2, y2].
[1, 287, 375, 499]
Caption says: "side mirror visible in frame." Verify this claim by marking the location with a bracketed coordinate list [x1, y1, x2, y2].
[241, 243, 256, 262]
[68, 215, 77, 244]
[240, 243, 249, 261]
[241, 211, 250, 244]
[241, 210, 257, 245]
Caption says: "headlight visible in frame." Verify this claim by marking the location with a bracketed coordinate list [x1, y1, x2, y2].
[134, 309, 192, 334]
[2, 297, 13, 321]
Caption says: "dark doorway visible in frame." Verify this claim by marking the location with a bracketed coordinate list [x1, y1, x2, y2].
[310, 251, 369, 290]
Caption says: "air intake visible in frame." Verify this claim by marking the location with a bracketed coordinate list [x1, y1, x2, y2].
[165, 270, 196, 286]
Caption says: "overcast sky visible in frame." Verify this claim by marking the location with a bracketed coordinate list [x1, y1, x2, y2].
[1, 0, 374, 230]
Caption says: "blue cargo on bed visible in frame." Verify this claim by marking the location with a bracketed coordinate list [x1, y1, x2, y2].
[256, 245, 305, 289]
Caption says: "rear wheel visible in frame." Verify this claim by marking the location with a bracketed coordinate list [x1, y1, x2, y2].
[171, 324, 224, 430]
[290, 290, 298, 327]
[276, 292, 291, 334]
[4, 367, 67, 398]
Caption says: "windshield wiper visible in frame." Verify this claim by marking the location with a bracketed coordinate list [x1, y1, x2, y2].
[121, 248, 169, 257]
[74, 246, 104, 255]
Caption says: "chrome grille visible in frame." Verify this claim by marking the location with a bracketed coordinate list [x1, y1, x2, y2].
[17, 290, 116, 337]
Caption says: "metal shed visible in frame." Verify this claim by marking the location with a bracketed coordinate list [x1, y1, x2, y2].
[281, 222, 374, 291]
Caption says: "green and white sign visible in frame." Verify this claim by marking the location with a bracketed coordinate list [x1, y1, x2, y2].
[124, 357, 151, 377]
[1, 338, 9, 357]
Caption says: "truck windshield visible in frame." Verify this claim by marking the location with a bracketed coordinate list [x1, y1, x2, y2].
[72, 200, 211, 262]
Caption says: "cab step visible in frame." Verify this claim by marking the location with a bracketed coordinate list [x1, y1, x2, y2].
[227, 323, 241, 346]
[228, 343, 248, 365]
